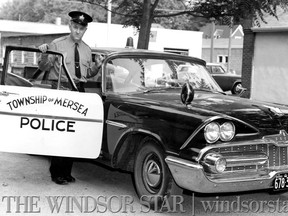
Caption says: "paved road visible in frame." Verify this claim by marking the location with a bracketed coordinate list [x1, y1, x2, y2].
[0, 152, 288, 216]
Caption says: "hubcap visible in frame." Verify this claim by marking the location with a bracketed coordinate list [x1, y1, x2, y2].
[235, 83, 243, 94]
[143, 156, 162, 193]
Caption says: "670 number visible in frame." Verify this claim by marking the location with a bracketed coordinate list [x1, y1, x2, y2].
[274, 174, 288, 190]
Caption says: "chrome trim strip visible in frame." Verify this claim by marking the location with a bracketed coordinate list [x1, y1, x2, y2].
[235, 132, 259, 137]
[106, 120, 127, 128]
[0, 111, 102, 123]
[226, 155, 268, 167]
[166, 155, 203, 169]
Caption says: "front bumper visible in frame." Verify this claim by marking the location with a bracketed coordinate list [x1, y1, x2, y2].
[165, 156, 288, 193]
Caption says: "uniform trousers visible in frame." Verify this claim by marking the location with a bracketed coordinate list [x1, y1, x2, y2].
[49, 156, 73, 179]
[49, 81, 83, 179]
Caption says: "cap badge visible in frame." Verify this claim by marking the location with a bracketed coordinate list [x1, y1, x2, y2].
[79, 15, 85, 21]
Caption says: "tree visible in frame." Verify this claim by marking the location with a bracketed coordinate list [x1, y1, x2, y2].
[79, 0, 212, 49]
[0, 0, 208, 47]
[2, 0, 287, 50]
[0, 0, 106, 24]
[191, 0, 288, 28]
[80, 0, 288, 49]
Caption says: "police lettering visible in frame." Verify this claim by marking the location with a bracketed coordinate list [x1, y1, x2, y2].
[20, 117, 75, 132]
[54, 98, 88, 116]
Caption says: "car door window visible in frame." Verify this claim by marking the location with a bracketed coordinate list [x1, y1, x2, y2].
[211, 66, 225, 74]
[5, 49, 74, 91]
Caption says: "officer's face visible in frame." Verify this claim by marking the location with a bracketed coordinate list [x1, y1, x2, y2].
[69, 21, 87, 42]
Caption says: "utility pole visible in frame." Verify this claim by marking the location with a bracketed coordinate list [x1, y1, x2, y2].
[227, 17, 233, 73]
[107, 0, 111, 24]
[210, 18, 215, 63]
[106, 0, 112, 46]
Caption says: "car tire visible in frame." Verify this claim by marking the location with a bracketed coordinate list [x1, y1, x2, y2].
[133, 137, 182, 210]
[231, 82, 242, 94]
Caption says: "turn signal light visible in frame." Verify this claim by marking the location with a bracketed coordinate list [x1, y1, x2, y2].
[203, 153, 227, 173]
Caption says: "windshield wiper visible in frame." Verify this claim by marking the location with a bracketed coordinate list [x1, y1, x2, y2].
[143, 86, 179, 93]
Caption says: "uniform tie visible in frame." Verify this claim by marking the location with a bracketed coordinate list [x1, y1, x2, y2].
[74, 43, 81, 78]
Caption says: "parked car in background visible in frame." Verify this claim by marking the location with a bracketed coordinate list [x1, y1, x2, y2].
[2, 45, 288, 210]
[206, 63, 242, 94]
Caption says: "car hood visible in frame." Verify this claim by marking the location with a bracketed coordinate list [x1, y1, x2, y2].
[133, 89, 288, 135]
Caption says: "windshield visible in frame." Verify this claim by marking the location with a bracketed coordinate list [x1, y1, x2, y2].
[104, 57, 223, 93]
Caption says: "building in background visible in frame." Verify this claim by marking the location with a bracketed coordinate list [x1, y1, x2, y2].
[0, 19, 203, 64]
[200, 24, 244, 75]
[240, 8, 288, 101]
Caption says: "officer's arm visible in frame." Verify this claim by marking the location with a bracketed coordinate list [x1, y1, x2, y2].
[38, 43, 56, 71]
[87, 53, 104, 78]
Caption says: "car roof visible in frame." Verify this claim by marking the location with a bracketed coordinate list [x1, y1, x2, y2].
[206, 63, 223, 66]
[91, 47, 206, 65]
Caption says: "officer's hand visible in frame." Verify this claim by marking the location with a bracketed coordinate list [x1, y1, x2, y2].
[38, 44, 49, 53]
[94, 53, 105, 68]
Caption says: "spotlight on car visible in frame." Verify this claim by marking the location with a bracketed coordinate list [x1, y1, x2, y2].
[203, 153, 227, 173]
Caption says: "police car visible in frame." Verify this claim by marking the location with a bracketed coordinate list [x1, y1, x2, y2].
[2, 45, 288, 209]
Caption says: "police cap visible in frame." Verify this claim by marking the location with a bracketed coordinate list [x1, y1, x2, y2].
[68, 11, 93, 27]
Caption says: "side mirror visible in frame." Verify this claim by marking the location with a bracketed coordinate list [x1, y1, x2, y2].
[181, 82, 194, 105]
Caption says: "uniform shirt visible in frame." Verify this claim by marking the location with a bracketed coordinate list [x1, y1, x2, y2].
[39, 35, 97, 83]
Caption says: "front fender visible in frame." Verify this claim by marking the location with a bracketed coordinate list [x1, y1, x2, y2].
[110, 128, 166, 170]
[232, 79, 241, 87]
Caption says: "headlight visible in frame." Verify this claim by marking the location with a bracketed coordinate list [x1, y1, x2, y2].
[220, 122, 235, 141]
[204, 122, 220, 143]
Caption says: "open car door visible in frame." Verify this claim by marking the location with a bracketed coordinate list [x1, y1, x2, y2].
[0, 46, 103, 159]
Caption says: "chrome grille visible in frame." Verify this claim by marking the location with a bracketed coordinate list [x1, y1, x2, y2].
[210, 143, 284, 172]
[280, 146, 288, 165]
[214, 144, 267, 154]
[269, 145, 288, 167]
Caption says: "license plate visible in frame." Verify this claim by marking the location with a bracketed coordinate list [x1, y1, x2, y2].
[274, 174, 288, 191]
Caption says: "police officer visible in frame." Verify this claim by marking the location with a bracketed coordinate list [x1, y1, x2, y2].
[38, 11, 101, 185]
[39, 11, 101, 92]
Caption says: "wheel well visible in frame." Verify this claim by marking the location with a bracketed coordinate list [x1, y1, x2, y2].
[233, 81, 241, 88]
[112, 133, 163, 172]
